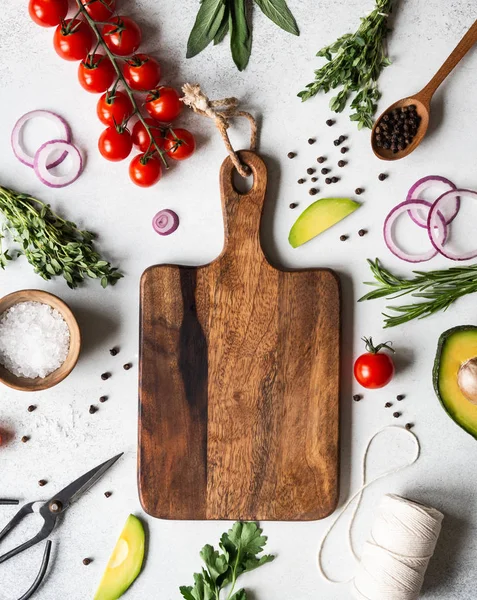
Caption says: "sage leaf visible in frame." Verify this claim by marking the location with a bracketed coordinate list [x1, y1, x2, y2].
[253, 0, 299, 35]
[214, 7, 229, 45]
[187, 0, 227, 58]
[229, 0, 251, 71]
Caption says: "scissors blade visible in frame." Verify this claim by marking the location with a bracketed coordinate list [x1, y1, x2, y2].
[46, 453, 123, 510]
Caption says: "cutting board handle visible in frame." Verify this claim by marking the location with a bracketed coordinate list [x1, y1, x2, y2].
[219, 150, 268, 252]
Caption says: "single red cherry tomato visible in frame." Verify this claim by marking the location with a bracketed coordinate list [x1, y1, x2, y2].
[129, 153, 162, 187]
[78, 54, 116, 93]
[79, 0, 115, 21]
[102, 16, 141, 57]
[97, 91, 133, 126]
[29, 0, 68, 27]
[98, 126, 132, 162]
[353, 337, 395, 389]
[53, 19, 93, 61]
[145, 87, 182, 122]
[132, 119, 165, 152]
[123, 54, 161, 91]
[164, 128, 196, 161]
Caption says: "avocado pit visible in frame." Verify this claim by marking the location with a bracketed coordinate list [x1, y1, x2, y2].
[458, 357, 477, 404]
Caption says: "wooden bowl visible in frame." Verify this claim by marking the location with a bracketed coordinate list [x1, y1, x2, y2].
[0, 290, 81, 392]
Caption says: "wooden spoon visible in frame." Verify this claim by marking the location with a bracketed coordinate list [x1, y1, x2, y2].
[372, 18, 477, 161]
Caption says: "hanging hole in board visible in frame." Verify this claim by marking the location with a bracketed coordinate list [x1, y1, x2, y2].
[232, 167, 253, 194]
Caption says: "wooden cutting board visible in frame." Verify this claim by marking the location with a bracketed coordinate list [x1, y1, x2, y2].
[138, 151, 340, 521]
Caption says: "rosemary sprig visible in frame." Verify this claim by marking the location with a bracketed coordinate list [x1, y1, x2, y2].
[360, 259, 477, 328]
[298, 0, 393, 129]
[0, 186, 122, 289]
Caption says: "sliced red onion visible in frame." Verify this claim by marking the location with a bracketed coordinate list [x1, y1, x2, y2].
[406, 176, 459, 227]
[153, 209, 179, 236]
[384, 199, 448, 263]
[33, 140, 83, 188]
[428, 189, 477, 261]
[11, 110, 72, 169]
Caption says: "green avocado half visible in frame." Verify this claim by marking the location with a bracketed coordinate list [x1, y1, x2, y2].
[433, 326, 477, 440]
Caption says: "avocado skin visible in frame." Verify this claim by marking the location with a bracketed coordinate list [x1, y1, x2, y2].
[433, 325, 477, 441]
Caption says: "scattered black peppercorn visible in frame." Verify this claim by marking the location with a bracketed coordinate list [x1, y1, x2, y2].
[358, 229, 367, 237]
[309, 188, 318, 195]
[83, 558, 92, 566]
[123, 363, 132, 371]
[27, 405, 36, 413]
[101, 372, 111, 381]
[99, 395, 108, 403]
[338, 160, 346, 167]
[89, 405, 97, 414]
[331, 177, 339, 183]
[353, 394, 361, 401]
[325, 178, 332, 185]
[338, 135, 346, 143]
[355, 188, 364, 195]
[289, 203, 298, 209]
[109, 347, 119, 356]
[104, 491, 112, 498]
[326, 119, 335, 127]
[317, 156, 326, 164]
[306, 168, 315, 175]
[378, 173, 388, 181]
[405, 423, 414, 430]
[287, 152, 296, 159]
[397, 394, 405, 401]
[311, 177, 318, 182]
[340, 235, 348, 242]
[297, 178, 305, 184]
[21, 436, 29, 443]
[385, 402, 392, 408]
[38, 480, 47, 487]
[393, 412, 401, 418]
[308, 138, 316, 145]
[333, 139, 340, 146]
[321, 168, 329, 175]
[340, 147, 348, 154]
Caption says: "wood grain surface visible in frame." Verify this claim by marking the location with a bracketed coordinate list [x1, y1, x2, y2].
[139, 151, 341, 521]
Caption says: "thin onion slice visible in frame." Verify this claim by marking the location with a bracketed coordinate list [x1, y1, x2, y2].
[428, 189, 477, 261]
[152, 209, 179, 236]
[11, 110, 72, 169]
[406, 175, 459, 227]
[34, 140, 83, 188]
[384, 199, 447, 263]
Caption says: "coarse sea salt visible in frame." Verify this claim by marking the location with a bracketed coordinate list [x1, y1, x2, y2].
[0, 301, 70, 379]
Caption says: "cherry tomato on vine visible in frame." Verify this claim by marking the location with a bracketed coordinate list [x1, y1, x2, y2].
[53, 19, 93, 61]
[132, 119, 165, 152]
[102, 16, 142, 57]
[353, 337, 395, 389]
[145, 87, 182, 122]
[129, 153, 162, 187]
[29, 0, 68, 27]
[164, 128, 196, 161]
[98, 126, 133, 162]
[123, 54, 161, 91]
[79, 0, 116, 21]
[97, 91, 133, 126]
[78, 54, 116, 93]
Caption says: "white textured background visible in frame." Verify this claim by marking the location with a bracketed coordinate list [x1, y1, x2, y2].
[1, 1, 477, 598]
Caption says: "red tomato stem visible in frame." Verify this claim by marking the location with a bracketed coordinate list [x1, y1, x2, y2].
[362, 336, 395, 355]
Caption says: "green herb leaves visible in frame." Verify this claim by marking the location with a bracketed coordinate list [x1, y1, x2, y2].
[0, 186, 122, 289]
[298, 0, 393, 129]
[180, 522, 275, 600]
[187, 0, 299, 71]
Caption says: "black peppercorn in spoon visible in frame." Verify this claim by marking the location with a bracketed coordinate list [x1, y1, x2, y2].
[372, 18, 477, 161]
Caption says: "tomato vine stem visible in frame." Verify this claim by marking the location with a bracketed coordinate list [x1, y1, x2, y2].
[74, 0, 169, 168]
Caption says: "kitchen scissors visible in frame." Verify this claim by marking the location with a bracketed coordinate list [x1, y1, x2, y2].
[0, 452, 123, 599]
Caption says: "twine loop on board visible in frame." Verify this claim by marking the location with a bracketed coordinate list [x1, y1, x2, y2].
[182, 83, 257, 178]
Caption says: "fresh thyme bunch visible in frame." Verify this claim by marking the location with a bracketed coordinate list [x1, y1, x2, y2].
[298, 0, 393, 129]
[0, 186, 122, 289]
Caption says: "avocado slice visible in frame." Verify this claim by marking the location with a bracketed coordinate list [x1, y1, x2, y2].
[289, 197, 360, 248]
[94, 515, 145, 600]
[433, 326, 477, 440]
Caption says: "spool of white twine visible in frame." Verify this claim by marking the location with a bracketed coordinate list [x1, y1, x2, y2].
[318, 426, 444, 600]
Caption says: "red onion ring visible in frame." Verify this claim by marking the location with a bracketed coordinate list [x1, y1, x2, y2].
[406, 176, 459, 228]
[11, 110, 71, 169]
[33, 140, 83, 188]
[384, 199, 448, 263]
[428, 189, 477, 261]
[153, 209, 179, 235]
